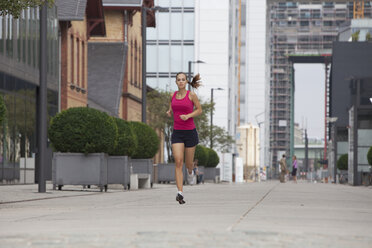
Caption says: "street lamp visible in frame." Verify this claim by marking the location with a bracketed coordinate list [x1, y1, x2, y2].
[36, 3, 48, 193]
[369, 97, 372, 103]
[210, 87, 224, 149]
[141, 6, 167, 123]
[188, 60, 205, 90]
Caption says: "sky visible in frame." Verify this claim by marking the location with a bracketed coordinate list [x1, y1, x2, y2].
[294, 64, 325, 139]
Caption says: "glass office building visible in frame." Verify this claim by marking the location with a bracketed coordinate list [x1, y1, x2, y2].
[146, 0, 195, 91]
[0, 7, 59, 183]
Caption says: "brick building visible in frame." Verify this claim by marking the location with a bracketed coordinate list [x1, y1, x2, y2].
[56, 0, 106, 110]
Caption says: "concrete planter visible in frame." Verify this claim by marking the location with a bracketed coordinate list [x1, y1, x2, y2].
[157, 163, 189, 184]
[204, 167, 221, 183]
[130, 159, 154, 187]
[52, 152, 108, 192]
[157, 163, 175, 183]
[107, 156, 130, 190]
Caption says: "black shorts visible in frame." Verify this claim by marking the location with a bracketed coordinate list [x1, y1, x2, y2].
[171, 128, 199, 147]
[292, 168, 297, 176]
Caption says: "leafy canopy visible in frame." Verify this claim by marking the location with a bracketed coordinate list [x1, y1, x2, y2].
[0, 0, 55, 18]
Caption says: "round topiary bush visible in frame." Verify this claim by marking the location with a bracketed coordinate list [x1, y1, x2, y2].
[130, 121, 159, 159]
[337, 154, 348, 171]
[109, 118, 138, 156]
[206, 148, 220, 167]
[367, 146, 372, 166]
[194, 145, 208, 166]
[48, 107, 118, 154]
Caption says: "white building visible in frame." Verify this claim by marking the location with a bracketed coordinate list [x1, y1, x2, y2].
[229, 0, 267, 167]
[195, 0, 229, 131]
[237, 124, 260, 180]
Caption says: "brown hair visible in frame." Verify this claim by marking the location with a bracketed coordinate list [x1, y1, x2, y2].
[176, 72, 202, 89]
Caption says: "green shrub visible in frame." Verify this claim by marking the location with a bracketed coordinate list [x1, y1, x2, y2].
[194, 145, 208, 166]
[48, 107, 117, 154]
[130, 121, 159, 159]
[366, 32, 372, 41]
[337, 154, 348, 171]
[352, 30, 360, 42]
[0, 95, 7, 126]
[206, 148, 220, 167]
[367, 147, 372, 166]
[109, 118, 137, 156]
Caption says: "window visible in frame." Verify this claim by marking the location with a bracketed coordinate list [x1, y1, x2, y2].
[76, 38, 79, 86]
[170, 45, 182, 72]
[82, 41, 85, 88]
[130, 41, 133, 85]
[138, 46, 141, 88]
[170, 12, 182, 40]
[182, 13, 194, 39]
[134, 41, 137, 87]
[158, 45, 169, 72]
[70, 35, 74, 84]
[147, 45, 157, 72]
[158, 13, 170, 40]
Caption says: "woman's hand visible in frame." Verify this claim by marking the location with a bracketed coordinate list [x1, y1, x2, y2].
[180, 114, 190, 121]
[166, 109, 172, 117]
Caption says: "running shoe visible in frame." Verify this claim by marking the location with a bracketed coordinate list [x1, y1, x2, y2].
[176, 193, 185, 204]
[187, 170, 195, 185]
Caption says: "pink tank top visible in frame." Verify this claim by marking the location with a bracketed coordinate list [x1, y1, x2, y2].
[171, 91, 196, 130]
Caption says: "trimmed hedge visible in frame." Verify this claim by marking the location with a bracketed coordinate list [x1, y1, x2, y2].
[337, 154, 348, 171]
[109, 118, 138, 156]
[194, 145, 208, 166]
[130, 121, 159, 159]
[367, 147, 372, 166]
[206, 148, 219, 167]
[48, 107, 118, 154]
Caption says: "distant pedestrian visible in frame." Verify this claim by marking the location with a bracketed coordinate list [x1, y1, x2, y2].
[279, 154, 287, 183]
[292, 155, 298, 183]
[166, 72, 202, 204]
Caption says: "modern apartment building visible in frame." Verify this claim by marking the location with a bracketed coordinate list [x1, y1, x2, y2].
[267, 1, 372, 167]
[229, 0, 267, 167]
[229, 1, 372, 170]
[0, 7, 59, 182]
[146, 0, 195, 92]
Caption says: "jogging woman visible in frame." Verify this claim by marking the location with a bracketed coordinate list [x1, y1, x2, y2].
[166, 72, 202, 204]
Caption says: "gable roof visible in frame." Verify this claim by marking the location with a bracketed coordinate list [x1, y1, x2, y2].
[102, 0, 143, 7]
[55, 0, 88, 21]
[88, 42, 128, 116]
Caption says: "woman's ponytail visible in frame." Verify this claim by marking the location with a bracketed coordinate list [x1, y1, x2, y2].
[189, 73, 202, 89]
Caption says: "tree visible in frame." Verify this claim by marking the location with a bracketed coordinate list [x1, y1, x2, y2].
[147, 90, 173, 162]
[367, 147, 372, 167]
[147, 90, 235, 162]
[337, 154, 348, 171]
[0, 0, 54, 18]
[351, 30, 360, 42]
[366, 32, 372, 42]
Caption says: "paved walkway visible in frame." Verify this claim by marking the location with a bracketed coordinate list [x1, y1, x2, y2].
[1, 181, 372, 247]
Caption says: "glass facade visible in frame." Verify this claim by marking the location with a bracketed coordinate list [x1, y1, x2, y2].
[0, 7, 59, 183]
[146, 0, 195, 91]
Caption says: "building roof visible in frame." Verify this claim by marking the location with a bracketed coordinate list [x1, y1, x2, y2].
[102, 0, 143, 7]
[55, 0, 88, 21]
[88, 42, 128, 116]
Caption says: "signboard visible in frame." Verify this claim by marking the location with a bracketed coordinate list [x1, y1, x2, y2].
[219, 153, 232, 182]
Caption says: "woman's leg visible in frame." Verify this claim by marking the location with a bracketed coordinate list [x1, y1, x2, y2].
[172, 143, 185, 192]
[185, 146, 196, 174]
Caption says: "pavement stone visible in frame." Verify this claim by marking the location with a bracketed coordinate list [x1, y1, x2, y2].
[0, 181, 372, 247]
